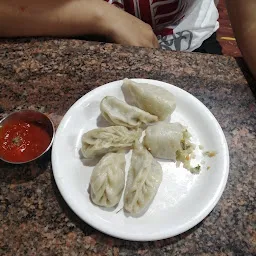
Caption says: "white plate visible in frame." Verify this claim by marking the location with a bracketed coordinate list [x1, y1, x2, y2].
[52, 79, 229, 241]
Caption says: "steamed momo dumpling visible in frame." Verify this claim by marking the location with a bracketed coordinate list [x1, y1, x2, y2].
[124, 141, 163, 215]
[143, 122, 195, 163]
[90, 152, 126, 207]
[123, 79, 176, 120]
[81, 126, 142, 158]
[143, 122, 184, 160]
[100, 96, 158, 128]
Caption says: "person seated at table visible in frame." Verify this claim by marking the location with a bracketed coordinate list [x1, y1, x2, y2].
[226, 0, 256, 79]
[1, 1, 255, 78]
[0, 0, 221, 54]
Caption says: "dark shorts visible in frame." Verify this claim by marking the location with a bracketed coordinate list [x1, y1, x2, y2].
[193, 32, 222, 55]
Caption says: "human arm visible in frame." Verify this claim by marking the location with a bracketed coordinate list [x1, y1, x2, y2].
[0, 0, 158, 48]
[226, 0, 256, 78]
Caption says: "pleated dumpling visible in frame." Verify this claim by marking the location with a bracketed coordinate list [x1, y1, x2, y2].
[123, 79, 176, 121]
[143, 122, 195, 168]
[90, 152, 126, 207]
[124, 141, 163, 215]
[81, 126, 142, 158]
[100, 96, 158, 128]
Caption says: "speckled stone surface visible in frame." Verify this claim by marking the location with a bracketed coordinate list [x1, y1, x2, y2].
[0, 39, 255, 256]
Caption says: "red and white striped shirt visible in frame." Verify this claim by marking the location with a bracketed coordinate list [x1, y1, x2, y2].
[104, 0, 219, 51]
[105, 0, 190, 30]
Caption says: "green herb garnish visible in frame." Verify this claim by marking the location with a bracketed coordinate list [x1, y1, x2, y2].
[12, 136, 21, 146]
[190, 164, 201, 174]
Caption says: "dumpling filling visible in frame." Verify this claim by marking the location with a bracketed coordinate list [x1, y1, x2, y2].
[175, 129, 196, 172]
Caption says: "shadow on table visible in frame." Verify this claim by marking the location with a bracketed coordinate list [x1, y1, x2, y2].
[50, 171, 96, 236]
[235, 57, 256, 98]
[0, 150, 51, 184]
[51, 169, 205, 249]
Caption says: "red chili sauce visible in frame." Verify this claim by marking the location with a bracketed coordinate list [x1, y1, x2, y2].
[0, 120, 51, 162]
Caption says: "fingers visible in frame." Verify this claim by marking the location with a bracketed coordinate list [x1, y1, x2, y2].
[108, 11, 159, 49]
[147, 35, 159, 48]
[152, 34, 159, 48]
[142, 23, 159, 48]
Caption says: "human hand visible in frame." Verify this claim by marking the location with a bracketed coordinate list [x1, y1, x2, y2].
[104, 7, 159, 48]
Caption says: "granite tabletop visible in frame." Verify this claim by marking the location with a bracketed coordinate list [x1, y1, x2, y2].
[0, 39, 255, 256]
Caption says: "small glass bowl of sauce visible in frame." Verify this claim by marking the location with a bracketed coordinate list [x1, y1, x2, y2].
[0, 110, 55, 164]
